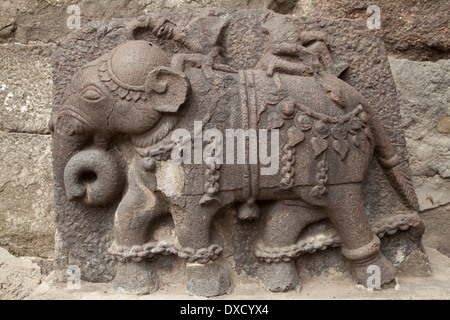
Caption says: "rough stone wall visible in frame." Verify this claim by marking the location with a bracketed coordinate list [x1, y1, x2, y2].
[0, 0, 448, 265]
[294, 0, 449, 61]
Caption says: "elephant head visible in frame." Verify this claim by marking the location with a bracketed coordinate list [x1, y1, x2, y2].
[51, 40, 190, 206]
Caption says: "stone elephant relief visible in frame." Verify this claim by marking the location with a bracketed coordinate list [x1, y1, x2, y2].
[51, 40, 422, 296]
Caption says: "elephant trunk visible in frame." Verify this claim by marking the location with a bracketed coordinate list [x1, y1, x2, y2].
[63, 148, 124, 206]
[51, 104, 126, 207]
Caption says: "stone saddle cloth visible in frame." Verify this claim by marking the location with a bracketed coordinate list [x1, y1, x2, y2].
[180, 68, 374, 197]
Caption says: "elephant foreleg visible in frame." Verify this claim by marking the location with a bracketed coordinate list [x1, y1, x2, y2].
[111, 165, 167, 295]
[175, 196, 231, 297]
[175, 196, 222, 251]
[326, 183, 396, 288]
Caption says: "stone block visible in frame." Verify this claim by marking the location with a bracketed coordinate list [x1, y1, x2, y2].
[0, 1, 17, 40]
[0, 247, 42, 300]
[413, 175, 450, 211]
[421, 204, 450, 258]
[0, 44, 54, 134]
[296, 0, 449, 60]
[0, 132, 55, 258]
[1, 0, 270, 44]
[389, 57, 449, 210]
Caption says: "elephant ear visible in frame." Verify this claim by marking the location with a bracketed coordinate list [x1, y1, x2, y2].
[145, 66, 190, 113]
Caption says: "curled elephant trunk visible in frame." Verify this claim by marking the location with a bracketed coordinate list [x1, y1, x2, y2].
[64, 148, 124, 206]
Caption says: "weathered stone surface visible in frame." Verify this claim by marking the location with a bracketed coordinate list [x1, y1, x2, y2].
[0, 132, 55, 258]
[25, 256, 54, 277]
[0, 1, 16, 40]
[301, 247, 348, 278]
[413, 175, 450, 211]
[436, 116, 450, 134]
[0, 247, 42, 300]
[295, 0, 449, 61]
[421, 204, 450, 258]
[267, 0, 298, 14]
[380, 231, 421, 267]
[2, 0, 448, 63]
[388, 53, 450, 262]
[389, 57, 449, 210]
[397, 248, 432, 277]
[0, 0, 272, 44]
[0, 44, 54, 134]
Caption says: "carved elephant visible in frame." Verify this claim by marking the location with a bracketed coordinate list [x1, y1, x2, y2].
[52, 40, 417, 296]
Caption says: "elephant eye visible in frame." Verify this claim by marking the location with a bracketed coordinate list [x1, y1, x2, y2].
[82, 87, 104, 102]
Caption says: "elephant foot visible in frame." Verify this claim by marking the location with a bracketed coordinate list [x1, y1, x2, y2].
[186, 261, 231, 297]
[342, 236, 396, 288]
[113, 261, 158, 295]
[350, 252, 396, 289]
[259, 261, 300, 292]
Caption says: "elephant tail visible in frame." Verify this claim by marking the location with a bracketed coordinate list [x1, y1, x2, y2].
[380, 157, 420, 211]
[359, 97, 420, 212]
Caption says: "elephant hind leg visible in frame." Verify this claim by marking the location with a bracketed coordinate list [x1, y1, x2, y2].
[259, 200, 327, 292]
[262, 200, 327, 248]
[326, 183, 396, 287]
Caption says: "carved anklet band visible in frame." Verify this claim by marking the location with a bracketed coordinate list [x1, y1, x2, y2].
[254, 230, 340, 263]
[378, 154, 401, 169]
[108, 240, 222, 264]
[172, 243, 222, 264]
[255, 213, 422, 263]
[108, 240, 174, 262]
[341, 236, 380, 261]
